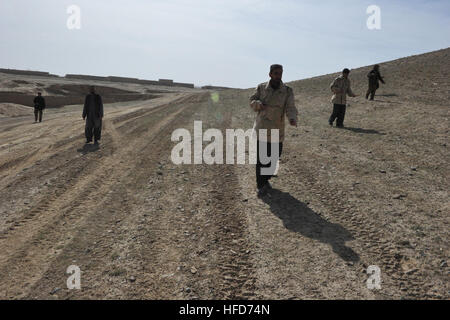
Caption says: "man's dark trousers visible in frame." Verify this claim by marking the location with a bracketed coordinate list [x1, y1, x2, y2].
[329, 104, 346, 127]
[366, 83, 378, 100]
[256, 140, 283, 189]
[85, 118, 102, 142]
[34, 108, 43, 122]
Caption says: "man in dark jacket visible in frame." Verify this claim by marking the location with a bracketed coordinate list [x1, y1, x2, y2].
[82, 86, 103, 144]
[366, 64, 385, 100]
[33, 92, 46, 123]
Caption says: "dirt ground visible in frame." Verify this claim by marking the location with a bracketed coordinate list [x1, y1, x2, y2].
[0, 103, 31, 117]
[0, 48, 448, 300]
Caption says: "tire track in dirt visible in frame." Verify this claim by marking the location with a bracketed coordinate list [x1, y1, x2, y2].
[0, 94, 199, 298]
[0, 94, 190, 175]
[209, 167, 257, 299]
[171, 93, 257, 299]
[21, 93, 206, 299]
[210, 107, 256, 299]
[18, 91, 257, 299]
[291, 158, 429, 298]
[125, 92, 257, 299]
[0, 95, 192, 225]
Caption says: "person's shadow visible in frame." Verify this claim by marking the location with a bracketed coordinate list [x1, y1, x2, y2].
[261, 188, 360, 262]
[340, 127, 384, 135]
[77, 143, 100, 155]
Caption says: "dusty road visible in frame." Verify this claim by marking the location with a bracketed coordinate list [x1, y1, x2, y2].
[0, 49, 448, 300]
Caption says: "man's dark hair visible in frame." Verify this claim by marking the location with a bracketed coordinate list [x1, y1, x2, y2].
[342, 68, 350, 74]
[270, 64, 283, 73]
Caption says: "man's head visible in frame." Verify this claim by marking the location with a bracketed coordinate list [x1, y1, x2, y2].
[269, 64, 283, 85]
[37, 92, 41, 96]
[373, 64, 380, 70]
[89, 86, 95, 94]
[342, 68, 350, 79]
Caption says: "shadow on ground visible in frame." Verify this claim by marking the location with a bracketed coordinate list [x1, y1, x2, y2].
[77, 143, 100, 154]
[371, 99, 402, 104]
[340, 127, 385, 135]
[261, 188, 360, 262]
[377, 93, 398, 97]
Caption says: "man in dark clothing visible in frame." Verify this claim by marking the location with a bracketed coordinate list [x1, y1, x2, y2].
[82, 86, 103, 144]
[366, 64, 385, 100]
[33, 92, 46, 123]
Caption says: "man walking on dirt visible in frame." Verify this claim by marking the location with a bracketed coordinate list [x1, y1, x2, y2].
[329, 68, 357, 128]
[82, 86, 103, 144]
[365, 64, 385, 100]
[249, 64, 298, 197]
[33, 92, 46, 123]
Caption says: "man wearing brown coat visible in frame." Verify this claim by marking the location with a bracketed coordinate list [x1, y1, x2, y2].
[249, 64, 298, 197]
[329, 68, 357, 128]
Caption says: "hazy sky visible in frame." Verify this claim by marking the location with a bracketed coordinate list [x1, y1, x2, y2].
[1, 0, 449, 88]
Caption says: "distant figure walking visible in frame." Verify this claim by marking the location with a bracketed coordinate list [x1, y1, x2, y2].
[365, 64, 385, 100]
[33, 92, 46, 123]
[82, 86, 103, 144]
[249, 64, 298, 197]
[329, 68, 357, 128]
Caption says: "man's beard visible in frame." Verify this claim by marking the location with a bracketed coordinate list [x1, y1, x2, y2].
[270, 79, 281, 89]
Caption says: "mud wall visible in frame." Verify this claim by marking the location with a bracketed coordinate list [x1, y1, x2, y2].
[0, 68, 58, 77]
[65, 74, 109, 81]
[1, 69, 195, 88]
[0, 92, 157, 108]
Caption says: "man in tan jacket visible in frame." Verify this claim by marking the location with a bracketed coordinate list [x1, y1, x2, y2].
[329, 68, 357, 128]
[249, 64, 298, 197]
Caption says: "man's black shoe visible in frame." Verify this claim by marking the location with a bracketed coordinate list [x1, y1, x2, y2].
[257, 185, 268, 198]
[257, 183, 273, 198]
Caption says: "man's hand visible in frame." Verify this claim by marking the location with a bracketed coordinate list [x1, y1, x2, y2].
[255, 101, 266, 111]
[82, 116, 85, 120]
[251, 100, 265, 112]
[289, 119, 297, 127]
